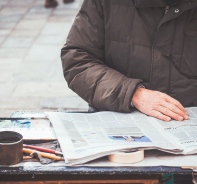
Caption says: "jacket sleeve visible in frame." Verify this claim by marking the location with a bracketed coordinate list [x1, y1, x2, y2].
[61, 0, 142, 112]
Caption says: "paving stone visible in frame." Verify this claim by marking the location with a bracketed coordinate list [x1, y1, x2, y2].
[0, 0, 84, 115]
[0, 29, 11, 36]
[0, 48, 28, 58]
[41, 96, 88, 111]
[2, 36, 35, 48]
[0, 21, 17, 29]
[0, 6, 29, 15]
[24, 13, 49, 20]
[0, 0, 11, 6]
[0, 71, 15, 82]
[34, 0, 45, 6]
[48, 15, 73, 22]
[0, 83, 17, 96]
[0, 58, 23, 82]
[16, 20, 46, 30]
[0, 36, 5, 45]
[52, 8, 78, 16]
[11, 56, 64, 83]
[41, 22, 71, 35]
[35, 35, 66, 45]
[12, 67, 57, 83]
[9, 0, 35, 6]
[29, 6, 53, 14]
[0, 58, 23, 66]
[0, 96, 42, 109]
[12, 82, 76, 97]
[0, 14, 23, 22]
[26, 44, 61, 60]
[10, 29, 39, 37]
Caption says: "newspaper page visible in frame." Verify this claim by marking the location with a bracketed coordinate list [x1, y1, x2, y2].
[148, 107, 197, 154]
[46, 111, 182, 165]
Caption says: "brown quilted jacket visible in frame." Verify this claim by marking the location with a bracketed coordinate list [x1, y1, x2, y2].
[61, 0, 197, 112]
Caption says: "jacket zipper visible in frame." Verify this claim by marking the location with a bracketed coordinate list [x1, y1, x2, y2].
[165, 6, 169, 14]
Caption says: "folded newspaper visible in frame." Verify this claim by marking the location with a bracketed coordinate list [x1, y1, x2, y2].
[45, 107, 197, 165]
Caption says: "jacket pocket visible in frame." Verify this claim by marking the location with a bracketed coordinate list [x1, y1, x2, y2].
[180, 30, 197, 78]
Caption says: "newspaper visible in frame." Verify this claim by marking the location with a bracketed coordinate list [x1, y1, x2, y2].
[46, 107, 197, 165]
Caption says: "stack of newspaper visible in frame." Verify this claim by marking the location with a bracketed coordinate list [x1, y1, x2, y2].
[46, 107, 197, 165]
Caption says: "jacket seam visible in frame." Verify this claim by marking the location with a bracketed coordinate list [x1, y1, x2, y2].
[106, 39, 151, 49]
[127, 8, 136, 77]
[167, 19, 176, 94]
[179, 32, 186, 70]
[150, 27, 159, 89]
[170, 19, 176, 57]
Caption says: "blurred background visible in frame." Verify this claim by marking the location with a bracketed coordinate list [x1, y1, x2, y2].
[0, 0, 88, 117]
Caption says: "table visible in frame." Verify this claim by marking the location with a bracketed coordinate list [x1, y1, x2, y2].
[0, 165, 194, 184]
[0, 112, 195, 184]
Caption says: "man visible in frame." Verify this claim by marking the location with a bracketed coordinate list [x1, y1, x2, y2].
[61, 0, 197, 121]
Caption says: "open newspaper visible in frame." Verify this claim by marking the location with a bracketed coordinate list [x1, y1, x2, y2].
[46, 107, 197, 165]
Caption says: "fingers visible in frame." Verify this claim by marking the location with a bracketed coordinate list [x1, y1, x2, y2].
[161, 94, 188, 120]
[152, 110, 171, 122]
[164, 95, 188, 114]
[158, 106, 184, 121]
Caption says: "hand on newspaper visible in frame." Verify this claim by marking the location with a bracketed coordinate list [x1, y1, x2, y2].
[131, 88, 189, 122]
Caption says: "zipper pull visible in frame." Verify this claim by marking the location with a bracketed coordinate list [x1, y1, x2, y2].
[165, 6, 169, 14]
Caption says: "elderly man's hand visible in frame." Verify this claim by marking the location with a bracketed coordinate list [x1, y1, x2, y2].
[132, 88, 189, 121]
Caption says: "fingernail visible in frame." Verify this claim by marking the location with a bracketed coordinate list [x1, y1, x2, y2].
[184, 115, 189, 120]
[178, 116, 183, 121]
[185, 111, 188, 115]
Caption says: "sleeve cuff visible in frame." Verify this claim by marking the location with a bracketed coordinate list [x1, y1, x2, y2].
[130, 83, 145, 107]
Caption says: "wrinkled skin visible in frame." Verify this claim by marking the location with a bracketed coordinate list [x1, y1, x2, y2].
[132, 88, 189, 122]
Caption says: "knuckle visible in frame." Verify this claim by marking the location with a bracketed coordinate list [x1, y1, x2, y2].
[153, 104, 160, 111]
[174, 101, 180, 106]
[173, 99, 182, 107]
[153, 111, 171, 121]
[164, 108, 168, 114]
[168, 104, 174, 110]
[162, 107, 169, 115]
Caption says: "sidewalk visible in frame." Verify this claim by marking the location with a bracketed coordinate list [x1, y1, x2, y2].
[0, 0, 88, 117]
